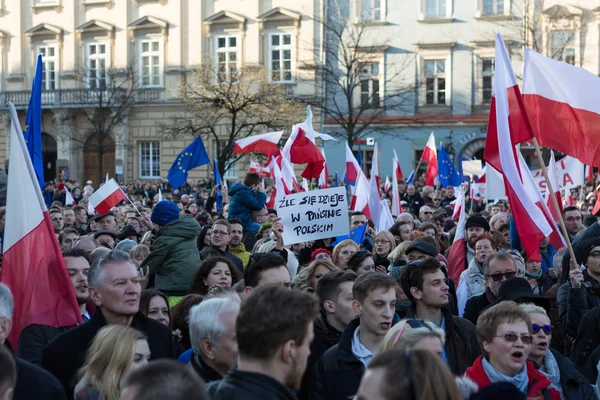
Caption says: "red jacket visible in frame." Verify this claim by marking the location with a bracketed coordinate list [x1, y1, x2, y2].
[465, 356, 561, 400]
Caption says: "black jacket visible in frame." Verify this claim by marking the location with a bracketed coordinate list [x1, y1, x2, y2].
[546, 349, 596, 400]
[200, 245, 244, 272]
[189, 352, 223, 383]
[406, 304, 481, 375]
[309, 318, 364, 400]
[206, 369, 296, 400]
[42, 310, 176, 398]
[17, 324, 69, 366]
[463, 290, 493, 326]
[298, 311, 342, 400]
[557, 280, 600, 343]
[571, 306, 600, 383]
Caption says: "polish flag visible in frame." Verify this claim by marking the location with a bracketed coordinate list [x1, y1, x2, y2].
[248, 160, 271, 177]
[484, 33, 553, 262]
[288, 127, 325, 180]
[586, 165, 594, 183]
[391, 152, 402, 216]
[422, 133, 438, 186]
[157, 188, 163, 202]
[523, 50, 600, 168]
[345, 142, 362, 184]
[89, 178, 126, 216]
[269, 158, 287, 210]
[452, 185, 464, 220]
[384, 176, 391, 193]
[393, 150, 403, 181]
[378, 199, 395, 231]
[448, 186, 467, 286]
[564, 188, 575, 207]
[351, 170, 372, 219]
[546, 151, 563, 222]
[3, 104, 81, 346]
[369, 142, 382, 229]
[301, 178, 310, 192]
[234, 131, 283, 157]
[65, 188, 76, 205]
[318, 147, 329, 189]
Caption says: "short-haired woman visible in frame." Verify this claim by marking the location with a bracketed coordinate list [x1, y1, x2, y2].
[380, 319, 445, 357]
[465, 301, 560, 399]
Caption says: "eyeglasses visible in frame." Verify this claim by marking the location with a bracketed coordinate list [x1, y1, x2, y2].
[432, 198, 441, 201]
[421, 211, 432, 215]
[565, 216, 582, 222]
[495, 332, 533, 345]
[211, 230, 229, 236]
[375, 239, 390, 244]
[532, 324, 553, 335]
[486, 271, 516, 282]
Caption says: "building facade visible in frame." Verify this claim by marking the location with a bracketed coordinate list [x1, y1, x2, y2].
[321, 0, 600, 179]
[0, 0, 324, 185]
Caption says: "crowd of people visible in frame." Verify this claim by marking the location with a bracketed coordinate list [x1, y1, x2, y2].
[1, 171, 600, 400]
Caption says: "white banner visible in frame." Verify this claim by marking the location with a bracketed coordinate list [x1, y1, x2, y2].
[277, 187, 349, 245]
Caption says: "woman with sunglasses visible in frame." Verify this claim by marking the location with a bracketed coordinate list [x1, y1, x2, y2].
[465, 301, 560, 399]
[380, 319, 445, 357]
[520, 303, 594, 400]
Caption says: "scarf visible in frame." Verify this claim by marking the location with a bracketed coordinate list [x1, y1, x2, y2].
[525, 268, 543, 280]
[482, 357, 529, 394]
[540, 350, 564, 399]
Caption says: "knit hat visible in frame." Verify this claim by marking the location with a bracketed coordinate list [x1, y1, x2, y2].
[151, 201, 180, 226]
[119, 225, 141, 241]
[465, 215, 490, 232]
[256, 222, 274, 239]
[310, 248, 333, 262]
[57, 183, 65, 191]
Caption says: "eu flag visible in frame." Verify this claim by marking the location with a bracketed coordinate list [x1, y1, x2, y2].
[332, 223, 367, 247]
[213, 159, 223, 213]
[24, 55, 44, 189]
[437, 142, 462, 188]
[167, 136, 209, 189]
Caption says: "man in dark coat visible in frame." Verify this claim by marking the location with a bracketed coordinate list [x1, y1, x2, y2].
[199, 219, 244, 272]
[310, 273, 397, 400]
[42, 250, 176, 398]
[0, 283, 67, 400]
[400, 258, 480, 375]
[227, 172, 266, 233]
[206, 285, 318, 399]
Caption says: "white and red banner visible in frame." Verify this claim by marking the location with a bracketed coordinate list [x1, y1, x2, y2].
[234, 131, 283, 157]
[422, 132, 438, 186]
[248, 160, 271, 177]
[89, 178, 126, 216]
[65, 188, 76, 205]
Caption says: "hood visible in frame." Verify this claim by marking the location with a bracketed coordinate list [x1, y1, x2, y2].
[158, 217, 201, 239]
[227, 182, 250, 196]
[229, 243, 247, 253]
[466, 257, 484, 276]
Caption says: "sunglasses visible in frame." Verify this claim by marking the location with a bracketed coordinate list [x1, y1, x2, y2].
[486, 271, 516, 282]
[532, 324, 553, 335]
[496, 332, 533, 345]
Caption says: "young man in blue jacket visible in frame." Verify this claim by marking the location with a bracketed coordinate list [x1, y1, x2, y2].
[227, 173, 266, 233]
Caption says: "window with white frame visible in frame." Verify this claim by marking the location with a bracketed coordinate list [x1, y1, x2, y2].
[87, 43, 108, 89]
[215, 36, 239, 82]
[213, 141, 237, 180]
[139, 40, 163, 87]
[482, 0, 504, 16]
[139, 142, 160, 178]
[482, 58, 494, 103]
[38, 45, 58, 90]
[551, 30, 575, 65]
[426, 0, 447, 19]
[353, 0, 385, 22]
[359, 63, 380, 108]
[269, 33, 293, 83]
[425, 60, 446, 105]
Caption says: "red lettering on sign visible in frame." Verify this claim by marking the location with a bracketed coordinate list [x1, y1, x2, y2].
[563, 173, 574, 187]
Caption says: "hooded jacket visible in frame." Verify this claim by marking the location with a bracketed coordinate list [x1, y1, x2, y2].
[229, 243, 251, 268]
[140, 217, 201, 295]
[227, 183, 267, 229]
[459, 257, 486, 300]
[465, 356, 561, 400]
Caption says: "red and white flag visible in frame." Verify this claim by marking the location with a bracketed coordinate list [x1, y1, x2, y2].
[89, 178, 126, 216]
[269, 157, 288, 209]
[452, 185, 464, 220]
[422, 133, 438, 186]
[2, 104, 81, 346]
[564, 188, 575, 207]
[65, 188, 76, 205]
[318, 147, 329, 189]
[391, 151, 402, 216]
[586, 165, 594, 183]
[523, 50, 600, 167]
[393, 149, 403, 181]
[345, 141, 362, 185]
[248, 160, 271, 177]
[351, 170, 372, 219]
[289, 127, 325, 180]
[546, 151, 563, 222]
[448, 186, 466, 286]
[384, 176, 391, 193]
[369, 142, 382, 229]
[157, 188, 163, 202]
[484, 33, 552, 261]
[234, 131, 283, 157]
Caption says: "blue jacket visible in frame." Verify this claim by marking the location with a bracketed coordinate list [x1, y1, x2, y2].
[227, 183, 266, 228]
[510, 215, 557, 272]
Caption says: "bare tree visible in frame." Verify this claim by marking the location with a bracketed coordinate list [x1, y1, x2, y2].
[159, 64, 304, 176]
[303, 0, 415, 148]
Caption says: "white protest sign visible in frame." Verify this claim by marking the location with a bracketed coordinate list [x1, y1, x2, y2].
[277, 186, 349, 245]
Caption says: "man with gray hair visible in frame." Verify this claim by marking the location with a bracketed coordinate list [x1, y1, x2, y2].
[42, 250, 176, 398]
[0, 283, 67, 399]
[188, 297, 241, 383]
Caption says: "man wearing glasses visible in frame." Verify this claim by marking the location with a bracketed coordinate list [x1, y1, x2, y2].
[562, 206, 582, 240]
[463, 252, 517, 325]
[200, 219, 244, 272]
[418, 205, 434, 222]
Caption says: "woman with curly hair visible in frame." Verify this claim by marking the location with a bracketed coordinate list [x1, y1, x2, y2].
[292, 259, 337, 292]
[189, 256, 241, 296]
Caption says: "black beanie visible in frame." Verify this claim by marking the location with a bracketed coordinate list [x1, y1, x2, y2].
[465, 215, 490, 232]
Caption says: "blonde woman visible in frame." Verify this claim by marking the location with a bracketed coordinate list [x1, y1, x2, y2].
[373, 231, 396, 270]
[292, 259, 337, 292]
[380, 319, 446, 357]
[387, 241, 412, 264]
[331, 239, 359, 269]
[74, 326, 151, 400]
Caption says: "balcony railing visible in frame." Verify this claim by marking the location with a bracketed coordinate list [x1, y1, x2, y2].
[0, 88, 168, 109]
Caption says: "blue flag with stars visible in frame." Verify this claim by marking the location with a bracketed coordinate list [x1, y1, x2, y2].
[331, 223, 367, 247]
[213, 159, 223, 213]
[168, 136, 210, 189]
[437, 142, 462, 188]
[24, 54, 44, 189]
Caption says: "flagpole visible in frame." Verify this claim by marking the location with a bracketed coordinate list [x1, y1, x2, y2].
[531, 138, 577, 269]
[414, 159, 423, 183]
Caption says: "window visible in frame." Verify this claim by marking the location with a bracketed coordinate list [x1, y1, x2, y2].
[359, 63, 380, 107]
[215, 35, 239, 82]
[140, 142, 160, 178]
[139, 40, 162, 87]
[213, 141, 237, 180]
[353, 0, 384, 22]
[269, 33, 293, 83]
[482, 0, 504, 16]
[425, 60, 446, 105]
[551, 30, 575, 65]
[482, 58, 494, 103]
[87, 43, 108, 89]
[426, 0, 446, 19]
[353, 146, 373, 174]
[38, 46, 57, 90]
